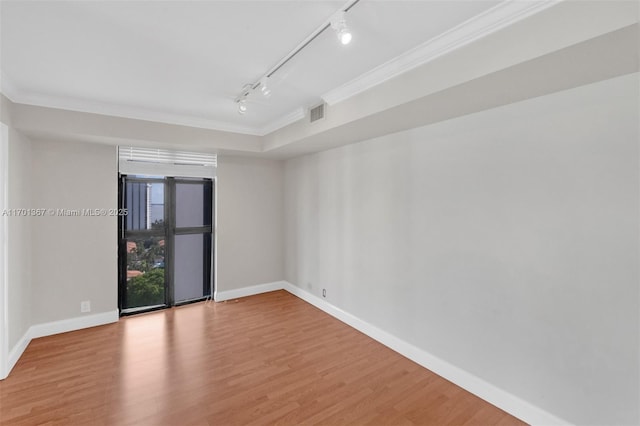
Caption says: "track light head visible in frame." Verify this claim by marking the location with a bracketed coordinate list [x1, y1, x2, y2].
[260, 78, 271, 98]
[338, 26, 352, 45]
[237, 99, 247, 115]
[331, 12, 352, 45]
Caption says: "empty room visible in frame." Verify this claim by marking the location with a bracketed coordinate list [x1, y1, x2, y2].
[0, 0, 638, 425]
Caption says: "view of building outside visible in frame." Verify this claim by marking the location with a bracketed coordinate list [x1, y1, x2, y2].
[149, 183, 164, 228]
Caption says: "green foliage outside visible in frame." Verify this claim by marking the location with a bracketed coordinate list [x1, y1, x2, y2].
[127, 236, 165, 308]
[127, 269, 165, 307]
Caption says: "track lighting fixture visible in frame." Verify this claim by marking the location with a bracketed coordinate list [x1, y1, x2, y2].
[232, 0, 360, 116]
[331, 12, 352, 45]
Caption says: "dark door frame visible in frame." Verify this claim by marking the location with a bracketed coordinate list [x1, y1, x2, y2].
[118, 174, 214, 316]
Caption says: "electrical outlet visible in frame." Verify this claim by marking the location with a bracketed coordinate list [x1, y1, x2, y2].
[80, 300, 91, 313]
[322, 289, 326, 298]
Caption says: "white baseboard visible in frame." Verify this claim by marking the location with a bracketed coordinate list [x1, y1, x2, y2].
[0, 309, 120, 380]
[214, 280, 285, 302]
[281, 281, 570, 426]
[30, 310, 119, 339]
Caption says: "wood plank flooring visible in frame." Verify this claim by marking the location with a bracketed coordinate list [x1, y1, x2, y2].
[0, 290, 526, 425]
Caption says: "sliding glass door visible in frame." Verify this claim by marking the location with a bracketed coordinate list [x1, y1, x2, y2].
[119, 176, 213, 314]
[172, 179, 213, 304]
[120, 177, 167, 312]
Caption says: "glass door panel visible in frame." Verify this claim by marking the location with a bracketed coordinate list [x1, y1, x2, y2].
[174, 233, 211, 303]
[120, 176, 168, 313]
[124, 236, 166, 309]
[125, 181, 165, 231]
[175, 182, 211, 228]
[173, 179, 212, 304]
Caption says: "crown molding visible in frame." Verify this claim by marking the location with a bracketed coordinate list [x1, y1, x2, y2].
[258, 107, 306, 136]
[8, 93, 259, 136]
[322, 0, 562, 106]
[0, 72, 19, 102]
[0, 82, 264, 136]
[1, 79, 309, 137]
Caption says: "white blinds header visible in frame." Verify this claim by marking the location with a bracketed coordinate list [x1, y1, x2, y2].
[118, 147, 217, 178]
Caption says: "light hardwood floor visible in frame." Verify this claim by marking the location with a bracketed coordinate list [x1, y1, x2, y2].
[0, 290, 526, 425]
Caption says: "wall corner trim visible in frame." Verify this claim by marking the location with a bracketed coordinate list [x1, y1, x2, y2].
[3, 329, 30, 380]
[281, 281, 572, 426]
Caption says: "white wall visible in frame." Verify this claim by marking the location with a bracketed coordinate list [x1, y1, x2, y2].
[6, 128, 32, 351]
[0, 123, 6, 378]
[217, 156, 284, 292]
[284, 73, 639, 425]
[30, 139, 117, 324]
